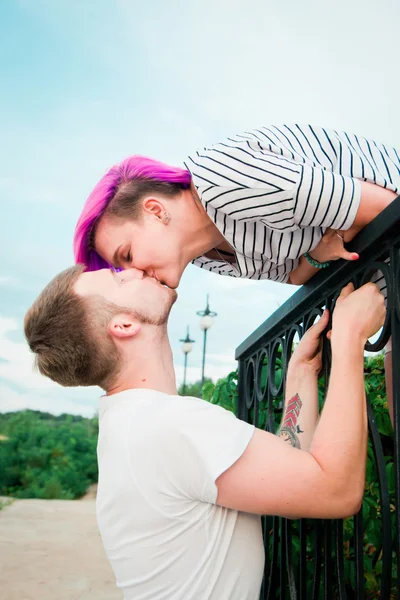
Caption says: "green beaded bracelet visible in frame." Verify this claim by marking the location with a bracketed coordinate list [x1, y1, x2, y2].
[304, 252, 331, 269]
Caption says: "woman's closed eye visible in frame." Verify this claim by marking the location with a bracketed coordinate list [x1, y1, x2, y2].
[123, 250, 132, 264]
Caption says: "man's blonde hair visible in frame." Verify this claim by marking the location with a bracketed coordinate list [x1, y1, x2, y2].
[24, 265, 120, 389]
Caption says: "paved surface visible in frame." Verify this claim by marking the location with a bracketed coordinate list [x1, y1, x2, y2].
[0, 494, 122, 600]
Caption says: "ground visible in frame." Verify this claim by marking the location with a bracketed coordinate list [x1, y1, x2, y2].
[0, 487, 121, 600]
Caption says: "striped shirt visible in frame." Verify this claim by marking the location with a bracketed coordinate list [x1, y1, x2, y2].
[184, 124, 400, 283]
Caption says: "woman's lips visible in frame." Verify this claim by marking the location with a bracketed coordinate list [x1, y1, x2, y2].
[151, 270, 169, 287]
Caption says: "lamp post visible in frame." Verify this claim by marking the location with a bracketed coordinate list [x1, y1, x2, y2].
[197, 295, 217, 387]
[180, 326, 195, 395]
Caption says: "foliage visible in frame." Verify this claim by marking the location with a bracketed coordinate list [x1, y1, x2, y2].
[0, 410, 98, 500]
[202, 352, 397, 598]
[202, 371, 238, 412]
[178, 378, 213, 398]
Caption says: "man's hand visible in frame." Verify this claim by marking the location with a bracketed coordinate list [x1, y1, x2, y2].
[309, 228, 359, 263]
[216, 282, 386, 521]
[289, 309, 329, 374]
[331, 282, 385, 347]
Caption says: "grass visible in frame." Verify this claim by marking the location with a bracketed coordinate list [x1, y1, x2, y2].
[0, 498, 14, 511]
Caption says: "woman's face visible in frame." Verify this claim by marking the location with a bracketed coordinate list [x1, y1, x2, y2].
[94, 213, 187, 290]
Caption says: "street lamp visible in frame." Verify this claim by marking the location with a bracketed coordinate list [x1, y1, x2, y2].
[197, 295, 217, 386]
[180, 326, 195, 395]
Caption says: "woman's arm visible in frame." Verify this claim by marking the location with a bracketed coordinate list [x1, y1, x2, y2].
[288, 183, 398, 286]
[287, 256, 320, 285]
[288, 229, 359, 285]
[342, 181, 398, 243]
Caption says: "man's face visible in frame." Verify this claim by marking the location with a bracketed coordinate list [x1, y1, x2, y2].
[74, 267, 177, 325]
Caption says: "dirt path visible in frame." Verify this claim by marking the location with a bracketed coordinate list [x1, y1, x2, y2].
[0, 495, 122, 600]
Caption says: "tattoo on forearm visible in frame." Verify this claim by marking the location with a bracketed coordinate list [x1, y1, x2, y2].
[277, 393, 303, 449]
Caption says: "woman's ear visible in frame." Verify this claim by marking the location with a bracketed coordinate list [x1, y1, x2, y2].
[108, 314, 141, 339]
[142, 197, 165, 220]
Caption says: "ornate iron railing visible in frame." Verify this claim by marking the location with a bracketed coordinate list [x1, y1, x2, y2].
[235, 198, 400, 599]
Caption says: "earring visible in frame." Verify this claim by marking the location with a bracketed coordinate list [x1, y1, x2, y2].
[162, 212, 171, 224]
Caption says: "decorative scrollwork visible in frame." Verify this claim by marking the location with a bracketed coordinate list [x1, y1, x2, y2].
[236, 199, 400, 599]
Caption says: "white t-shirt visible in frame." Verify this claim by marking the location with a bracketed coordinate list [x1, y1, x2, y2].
[96, 389, 264, 600]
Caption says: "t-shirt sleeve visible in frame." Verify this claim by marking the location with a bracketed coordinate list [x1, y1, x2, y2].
[184, 142, 361, 232]
[156, 399, 255, 505]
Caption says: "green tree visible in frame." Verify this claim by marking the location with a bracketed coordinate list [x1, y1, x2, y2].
[0, 410, 99, 500]
[178, 378, 213, 398]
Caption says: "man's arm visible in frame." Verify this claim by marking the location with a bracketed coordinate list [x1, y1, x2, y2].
[277, 311, 329, 451]
[216, 283, 385, 519]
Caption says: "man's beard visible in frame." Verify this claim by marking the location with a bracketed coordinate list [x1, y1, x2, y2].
[132, 288, 177, 327]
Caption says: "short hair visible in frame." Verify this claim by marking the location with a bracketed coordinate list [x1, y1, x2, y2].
[73, 155, 192, 271]
[24, 265, 121, 389]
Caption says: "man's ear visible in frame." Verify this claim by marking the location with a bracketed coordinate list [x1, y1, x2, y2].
[108, 314, 141, 340]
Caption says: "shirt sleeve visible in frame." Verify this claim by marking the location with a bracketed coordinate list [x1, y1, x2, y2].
[152, 398, 255, 505]
[185, 140, 361, 232]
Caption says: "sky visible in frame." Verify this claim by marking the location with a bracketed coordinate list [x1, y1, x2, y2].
[1, 0, 399, 417]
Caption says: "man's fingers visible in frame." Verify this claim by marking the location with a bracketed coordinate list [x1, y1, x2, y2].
[307, 309, 330, 338]
[315, 309, 329, 331]
[338, 282, 354, 299]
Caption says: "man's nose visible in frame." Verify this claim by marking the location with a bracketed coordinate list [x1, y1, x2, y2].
[122, 268, 145, 280]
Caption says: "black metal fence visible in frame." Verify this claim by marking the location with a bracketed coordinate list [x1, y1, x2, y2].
[235, 198, 400, 599]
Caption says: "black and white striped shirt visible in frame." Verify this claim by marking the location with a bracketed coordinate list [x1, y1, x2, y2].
[184, 124, 400, 283]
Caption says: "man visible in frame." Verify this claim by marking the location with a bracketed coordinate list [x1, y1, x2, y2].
[24, 266, 385, 600]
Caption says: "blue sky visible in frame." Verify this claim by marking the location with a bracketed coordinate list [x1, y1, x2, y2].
[1, 0, 399, 416]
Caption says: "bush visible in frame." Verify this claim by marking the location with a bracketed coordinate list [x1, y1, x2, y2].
[0, 410, 98, 500]
[178, 378, 213, 398]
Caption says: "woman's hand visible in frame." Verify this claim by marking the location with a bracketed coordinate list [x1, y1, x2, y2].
[309, 229, 359, 264]
[288, 229, 360, 286]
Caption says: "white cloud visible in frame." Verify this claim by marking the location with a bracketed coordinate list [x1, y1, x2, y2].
[0, 382, 96, 417]
[0, 276, 40, 294]
[0, 315, 100, 417]
[174, 360, 237, 387]
[0, 316, 57, 391]
[207, 353, 238, 365]
[0, 276, 18, 287]
[0, 313, 236, 415]
[211, 277, 259, 291]
[0, 316, 19, 337]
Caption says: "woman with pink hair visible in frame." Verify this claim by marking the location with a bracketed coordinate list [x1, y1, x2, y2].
[74, 124, 398, 287]
[74, 123, 398, 416]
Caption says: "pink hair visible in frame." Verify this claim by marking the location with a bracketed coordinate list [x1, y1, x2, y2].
[73, 155, 192, 270]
